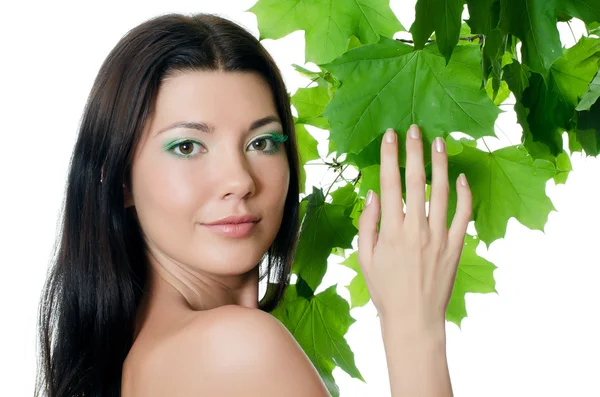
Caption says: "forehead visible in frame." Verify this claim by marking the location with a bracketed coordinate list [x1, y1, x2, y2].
[149, 70, 278, 131]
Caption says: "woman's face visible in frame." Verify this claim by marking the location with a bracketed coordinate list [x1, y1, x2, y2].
[129, 70, 290, 277]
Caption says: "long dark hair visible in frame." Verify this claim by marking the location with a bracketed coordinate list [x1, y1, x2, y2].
[35, 13, 301, 397]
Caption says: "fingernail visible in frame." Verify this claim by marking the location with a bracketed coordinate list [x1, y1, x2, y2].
[366, 190, 373, 206]
[385, 128, 396, 143]
[409, 124, 420, 139]
[459, 173, 468, 187]
[435, 137, 445, 153]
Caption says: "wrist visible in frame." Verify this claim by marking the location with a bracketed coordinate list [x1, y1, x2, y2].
[379, 314, 447, 344]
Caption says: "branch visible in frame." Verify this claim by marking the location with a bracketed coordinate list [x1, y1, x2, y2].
[396, 35, 483, 44]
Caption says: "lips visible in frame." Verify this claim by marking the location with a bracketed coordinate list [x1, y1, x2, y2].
[202, 221, 257, 238]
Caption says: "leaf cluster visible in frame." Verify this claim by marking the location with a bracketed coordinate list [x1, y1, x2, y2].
[248, 0, 600, 394]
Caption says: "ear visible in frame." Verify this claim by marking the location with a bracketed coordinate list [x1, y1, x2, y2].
[123, 184, 135, 208]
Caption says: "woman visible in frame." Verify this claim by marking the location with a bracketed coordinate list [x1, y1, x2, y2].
[35, 12, 472, 397]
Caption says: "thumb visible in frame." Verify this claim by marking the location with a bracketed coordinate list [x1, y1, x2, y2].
[357, 189, 380, 272]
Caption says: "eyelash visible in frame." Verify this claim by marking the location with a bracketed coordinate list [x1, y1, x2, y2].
[164, 133, 288, 159]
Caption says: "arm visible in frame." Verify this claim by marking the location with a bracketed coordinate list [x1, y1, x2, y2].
[380, 317, 452, 397]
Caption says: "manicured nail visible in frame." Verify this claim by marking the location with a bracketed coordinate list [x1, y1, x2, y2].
[435, 137, 445, 153]
[366, 190, 373, 206]
[459, 173, 468, 187]
[385, 128, 396, 143]
[409, 124, 420, 139]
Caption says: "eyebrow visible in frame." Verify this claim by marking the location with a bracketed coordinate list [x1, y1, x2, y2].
[155, 115, 282, 136]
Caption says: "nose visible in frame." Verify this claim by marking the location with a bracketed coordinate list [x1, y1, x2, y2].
[215, 151, 256, 200]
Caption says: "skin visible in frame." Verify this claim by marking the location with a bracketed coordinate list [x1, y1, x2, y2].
[123, 69, 290, 351]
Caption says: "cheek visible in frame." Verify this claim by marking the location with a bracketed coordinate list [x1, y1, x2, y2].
[259, 160, 290, 235]
[131, 161, 207, 241]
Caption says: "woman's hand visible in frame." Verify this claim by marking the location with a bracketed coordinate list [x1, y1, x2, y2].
[357, 124, 472, 330]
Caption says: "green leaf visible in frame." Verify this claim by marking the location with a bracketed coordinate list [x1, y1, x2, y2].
[446, 234, 497, 327]
[322, 38, 500, 155]
[357, 164, 381, 199]
[271, 280, 365, 397]
[292, 86, 331, 129]
[576, 101, 600, 156]
[483, 29, 509, 82]
[485, 77, 511, 105]
[248, 0, 404, 64]
[502, 60, 561, 164]
[576, 70, 600, 111]
[293, 187, 357, 291]
[349, 196, 365, 230]
[466, 0, 507, 82]
[447, 142, 556, 247]
[347, 35, 363, 51]
[499, 0, 600, 77]
[553, 151, 572, 184]
[522, 37, 600, 155]
[410, 0, 467, 62]
[295, 123, 320, 193]
[503, 58, 530, 101]
[330, 183, 358, 215]
[465, 0, 498, 34]
[339, 252, 370, 308]
[568, 130, 584, 154]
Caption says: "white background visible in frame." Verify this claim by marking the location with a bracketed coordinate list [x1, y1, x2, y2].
[1, 0, 599, 396]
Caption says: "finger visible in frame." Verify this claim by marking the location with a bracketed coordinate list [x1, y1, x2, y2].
[357, 190, 380, 270]
[379, 128, 404, 237]
[428, 136, 449, 241]
[448, 173, 472, 250]
[404, 124, 427, 228]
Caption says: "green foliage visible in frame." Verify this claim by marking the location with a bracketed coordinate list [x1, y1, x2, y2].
[499, 0, 600, 77]
[270, 278, 364, 397]
[248, 0, 404, 64]
[248, 0, 600, 392]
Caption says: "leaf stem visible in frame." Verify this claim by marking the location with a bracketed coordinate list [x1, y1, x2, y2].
[325, 164, 350, 197]
[566, 21, 578, 44]
[482, 137, 493, 153]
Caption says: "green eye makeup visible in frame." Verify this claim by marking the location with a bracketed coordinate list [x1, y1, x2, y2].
[162, 132, 288, 159]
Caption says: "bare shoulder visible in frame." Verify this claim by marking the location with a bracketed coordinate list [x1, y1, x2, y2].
[132, 304, 330, 397]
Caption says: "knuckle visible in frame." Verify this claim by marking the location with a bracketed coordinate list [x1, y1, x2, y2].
[408, 171, 426, 186]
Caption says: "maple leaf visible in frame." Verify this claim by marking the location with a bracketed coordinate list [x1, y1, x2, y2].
[446, 136, 557, 248]
[292, 86, 331, 130]
[466, 0, 508, 84]
[522, 37, 600, 155]
[293, 187, 357, 291]
[339, 251, 370, 309]
[321, 38, 500, 156]
[410, 0, 467, 62]
[294, 123, 320, 193]
[270, 278, 365, 397]
[499, 0, 600, 77]
[446, 234, 497, 327]
[576, 69, 600, 112]
[329, 183, 358, 215]
[247, 0, 404, 64]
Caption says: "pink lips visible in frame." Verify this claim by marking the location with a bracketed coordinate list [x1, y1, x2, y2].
[203, 221, 257, 238]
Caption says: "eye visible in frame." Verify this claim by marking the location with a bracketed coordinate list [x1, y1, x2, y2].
[248, 137, 276, 152]
[247, 133, 287, 154]
[168, 140, 204, 158]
